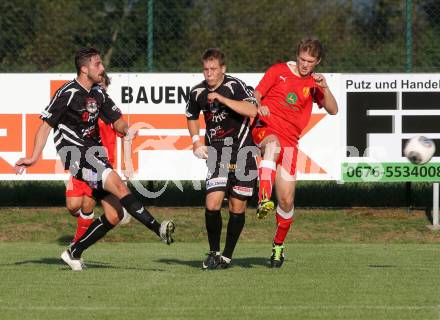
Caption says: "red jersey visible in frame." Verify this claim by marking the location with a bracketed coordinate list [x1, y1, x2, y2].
[255, 62, 324, 144]
[98, 118, 118, 167]
[66, 119, 120, 198]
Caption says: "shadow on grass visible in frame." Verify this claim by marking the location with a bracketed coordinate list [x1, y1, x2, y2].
[157, 256, 269, 269]
[10, 258, 165, 271]
[57, 235, 73, 245]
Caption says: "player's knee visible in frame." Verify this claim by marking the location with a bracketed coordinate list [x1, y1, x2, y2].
[66, 200, 81, 216]
[103, 169, 124, 192]
[263, 139, 281, 159]
[206, 198, 222, 211]
[206, 203, 221, 211]
[105, 213, 120, 225]
[66, 202, 78, 213]
[229, 200, 247, 213]
[66, 206, 80, 216]
[79, 196, 96, 213]
[230, 205, 245, 213]
[277, 197, 294, 212]
[106, 176, 130, 198]
[81, 203, 95, 213]
[115, 181, 130, 197]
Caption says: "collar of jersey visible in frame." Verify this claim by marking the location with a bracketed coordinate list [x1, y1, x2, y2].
[74, 78, 92, 93]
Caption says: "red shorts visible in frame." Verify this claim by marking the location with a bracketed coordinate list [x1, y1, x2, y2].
[66, 176, 93, 198]
[252, 125, 298, 176]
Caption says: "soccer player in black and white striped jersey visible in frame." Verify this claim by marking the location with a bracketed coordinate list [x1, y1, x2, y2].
[15, 47, 175, 271]
[186, 48, 258, 269]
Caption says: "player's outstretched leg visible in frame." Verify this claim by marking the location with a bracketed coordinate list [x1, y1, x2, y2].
[104, 171, 175, 244]
[120, 193, 175, 244]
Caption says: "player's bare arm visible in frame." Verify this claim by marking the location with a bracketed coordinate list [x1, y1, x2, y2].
[207, 92, 257, 118]
[254, 90, 270, 117]
[113, 118, 129, 137]
[312, 73, 338, 115]
[187, 119, 208, 159]
[14, 121, 52, 173]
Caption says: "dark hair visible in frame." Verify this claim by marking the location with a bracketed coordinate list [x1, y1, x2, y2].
[75, 47, 100, 75]
[202, 48, 225, 66]
[296, 37, 323, 60]
[101, 72, 111, 88]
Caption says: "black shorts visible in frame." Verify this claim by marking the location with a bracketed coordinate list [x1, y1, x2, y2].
[206, 156, 258, 201]
[59, 145, 112, 200]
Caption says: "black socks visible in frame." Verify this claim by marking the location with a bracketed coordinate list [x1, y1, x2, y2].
[223, 212, 245, 259]
[120, 194, 161, 236]
[70, 214, 115, 259]
[205, 209, 246, 260]
[205, 209, 222, 252]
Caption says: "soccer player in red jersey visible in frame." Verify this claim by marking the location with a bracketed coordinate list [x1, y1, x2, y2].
[252, 37, 338, 268]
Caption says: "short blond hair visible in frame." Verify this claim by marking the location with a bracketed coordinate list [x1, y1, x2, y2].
[296, 37, 323, 60]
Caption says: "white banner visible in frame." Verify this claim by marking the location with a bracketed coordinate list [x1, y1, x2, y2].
[0, 73, 341, 180]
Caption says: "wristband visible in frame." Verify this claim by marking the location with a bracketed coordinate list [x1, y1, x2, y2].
[192, 135, 200, 143]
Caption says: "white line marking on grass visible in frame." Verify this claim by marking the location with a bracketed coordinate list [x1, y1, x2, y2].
[0, 305, 438, 311]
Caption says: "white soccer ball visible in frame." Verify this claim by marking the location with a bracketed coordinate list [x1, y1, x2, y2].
[404, 136, 436, 165]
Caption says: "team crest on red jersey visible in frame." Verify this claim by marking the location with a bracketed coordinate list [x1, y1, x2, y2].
[303, 87, 310, 98]
[85, 98, 98, 113]
[257, 128, 266, 141]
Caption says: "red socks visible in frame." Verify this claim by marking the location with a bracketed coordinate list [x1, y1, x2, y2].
[258, 160, 276, 203]
[273, 207, 294, 244]
[73, 210, 94, 243]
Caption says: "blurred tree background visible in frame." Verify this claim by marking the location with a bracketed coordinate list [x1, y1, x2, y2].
[0, 0, 439, 73]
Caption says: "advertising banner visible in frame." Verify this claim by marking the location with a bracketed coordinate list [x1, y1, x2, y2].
[7, 73, 440, 182]
[342, 74, 440, 182]
[0, 73, 341, 181]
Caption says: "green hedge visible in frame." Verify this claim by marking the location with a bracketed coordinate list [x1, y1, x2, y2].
[2, 180, 436, 208]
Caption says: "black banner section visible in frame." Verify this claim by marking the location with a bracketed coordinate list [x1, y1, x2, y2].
[346, 92, 396, 157]
[402, 92, 440, 109]
[402, 116, 440, 133]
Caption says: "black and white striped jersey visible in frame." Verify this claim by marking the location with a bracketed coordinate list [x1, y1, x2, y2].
[186, 74, 257, 157]
[41, 79, 121, 159]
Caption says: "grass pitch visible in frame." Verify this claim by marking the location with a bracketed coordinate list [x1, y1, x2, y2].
[1, 207, 440, 319]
